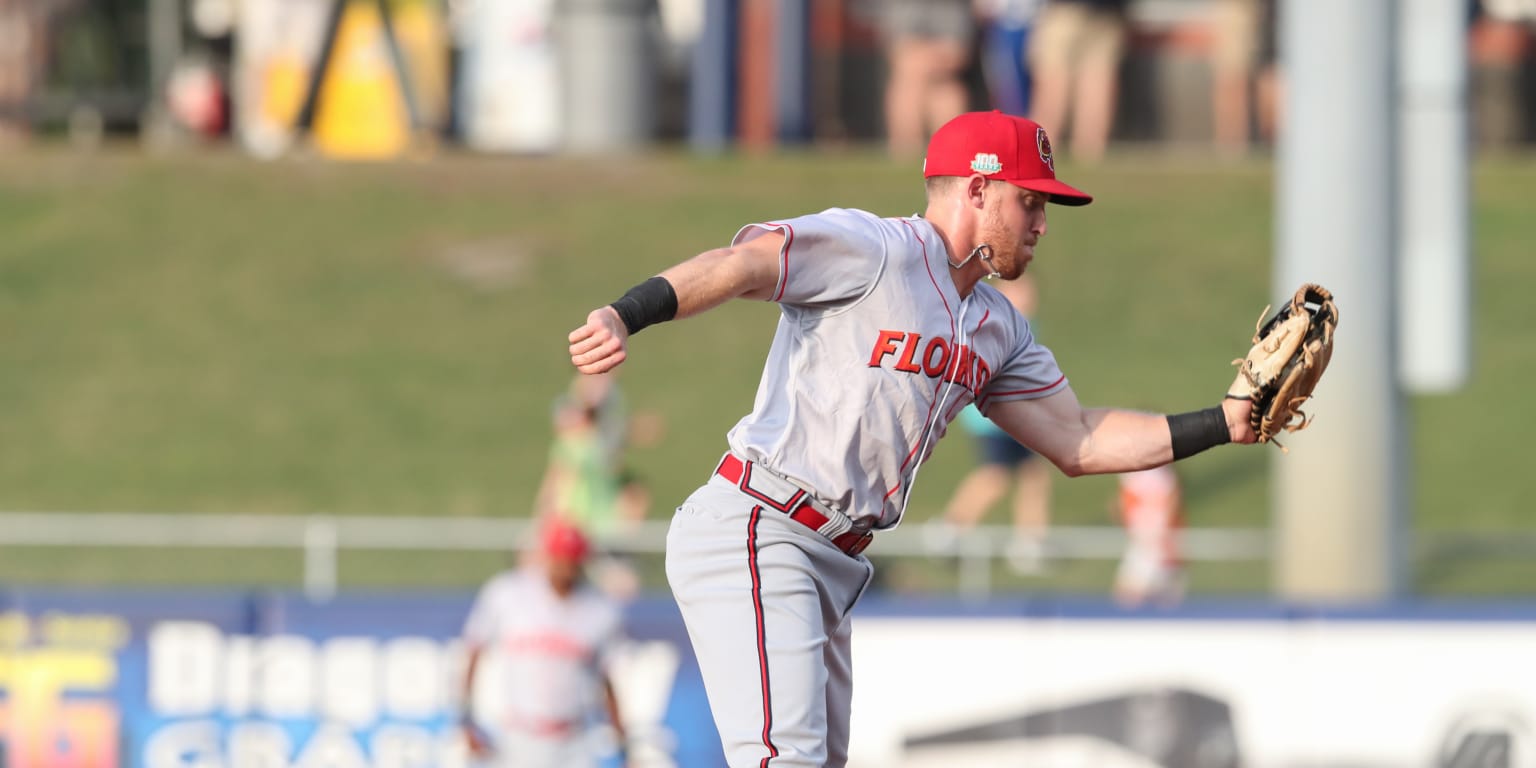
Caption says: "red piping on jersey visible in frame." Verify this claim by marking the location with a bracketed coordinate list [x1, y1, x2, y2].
[941, 309, 992, 421]
[978, 374, 1068, 410]
[989, 374, 1067, 397]
[944, 396, 970, 423]
[747, 506, 780, 766]
[899, 219, 951, 315]
[768, 222, 795, 303]
[895, 218, 957, 479]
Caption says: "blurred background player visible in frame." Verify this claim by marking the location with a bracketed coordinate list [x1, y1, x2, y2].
[929, 274, 1053, 574]
[461, 517, 629, 768]
[1027, 0, 1130, 163]
[880, 0, 974, 157]
[535, 372, 661, 599]
[1113, 463, 1186, 607]
[539, 371, 660, 532]
[536, 391, 621, 536]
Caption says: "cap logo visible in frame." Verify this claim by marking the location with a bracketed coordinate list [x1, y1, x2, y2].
[970, 153, 1002, 175]
[1036, 127, 1055, 173]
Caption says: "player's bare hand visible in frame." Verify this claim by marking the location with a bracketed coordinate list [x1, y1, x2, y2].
[568, 306, 630, 374]
[1221, 397, 1257, 445]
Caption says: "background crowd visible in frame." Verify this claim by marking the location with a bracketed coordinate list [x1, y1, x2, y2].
[0, 0, 1532, 158]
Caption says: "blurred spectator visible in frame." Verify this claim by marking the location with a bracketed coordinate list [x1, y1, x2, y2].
[0, 0, 40, 144]
[1027, 0, 1129, 163]
[461, 517, 629, 768]
[1251, 0, 1282, 148]
[1208, 0, 1263, 155]
[880, 0, 974, 156]
[1472, 0, 1536, 146]
[976, 0, 1045, 116]
[1113, 464, 1185, 607]
[928, 275, 1052, 574]
[1187, 0, 1292, 156]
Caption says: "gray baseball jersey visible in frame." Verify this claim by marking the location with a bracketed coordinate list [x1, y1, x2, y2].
[667, 207, 1069, 767]
[463, 567, 621, 767]
[727, 207, 1068, 529]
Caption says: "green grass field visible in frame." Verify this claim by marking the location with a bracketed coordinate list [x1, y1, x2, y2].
[1, 146, 1532, 595]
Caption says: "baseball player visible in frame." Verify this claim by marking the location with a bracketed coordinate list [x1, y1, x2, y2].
[567, 110, 1258, 767]
[1114, 464, 1187, 607]
[460, 517, 628, 768]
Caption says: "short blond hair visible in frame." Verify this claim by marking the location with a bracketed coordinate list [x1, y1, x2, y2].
[924, 175, 965, 202]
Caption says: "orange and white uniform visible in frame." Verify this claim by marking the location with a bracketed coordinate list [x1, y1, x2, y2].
[1114, 464, 1185, 606]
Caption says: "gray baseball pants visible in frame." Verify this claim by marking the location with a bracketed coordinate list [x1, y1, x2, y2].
[666, 472, 874, 767]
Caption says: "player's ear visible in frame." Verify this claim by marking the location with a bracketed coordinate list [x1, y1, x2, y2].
[965, 174, 989, 210]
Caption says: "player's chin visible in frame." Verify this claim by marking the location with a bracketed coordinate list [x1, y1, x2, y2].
[1015, 247, 1035, 271]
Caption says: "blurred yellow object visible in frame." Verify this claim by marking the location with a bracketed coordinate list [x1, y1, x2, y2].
[312, 0, 412, 159]
[259, 49, 309, 128]
[393, 0, 449, 128]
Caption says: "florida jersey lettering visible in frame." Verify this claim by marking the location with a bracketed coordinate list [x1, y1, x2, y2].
[867, 329, 994, 393]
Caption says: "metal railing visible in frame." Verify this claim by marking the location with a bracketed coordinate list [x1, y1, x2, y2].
[0, 510, 1273, 600]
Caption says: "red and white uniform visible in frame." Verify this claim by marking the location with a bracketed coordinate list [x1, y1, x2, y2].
[729, 207, 1068, 529]
[667, 207, 1068, 767]
[463, 567, 622, 768]
[1114, 465, 1186, 606]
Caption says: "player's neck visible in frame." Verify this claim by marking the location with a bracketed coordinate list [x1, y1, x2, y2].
[921, 207, 983, 298]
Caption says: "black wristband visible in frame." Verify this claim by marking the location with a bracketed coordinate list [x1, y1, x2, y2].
[1167, 406, 1231, 460]
[609, 276, 678, 336]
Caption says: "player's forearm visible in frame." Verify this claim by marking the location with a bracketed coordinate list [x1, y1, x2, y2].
[577, 239, 782, 371]
[1072, 407, 1176, 475]
[658, 244, 780, 319]
[1076, 402, 1245, 474]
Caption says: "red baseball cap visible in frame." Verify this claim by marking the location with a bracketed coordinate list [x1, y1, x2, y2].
[923, 111, 1092, 206]
[540, 517, 591, 562]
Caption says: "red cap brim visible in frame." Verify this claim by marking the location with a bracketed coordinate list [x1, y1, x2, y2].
[1008, 177, 1093, 206]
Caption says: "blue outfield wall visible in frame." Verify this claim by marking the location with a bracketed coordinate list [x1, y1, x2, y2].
[0, 588, 718, 768]
[4, 588, 1536, 768]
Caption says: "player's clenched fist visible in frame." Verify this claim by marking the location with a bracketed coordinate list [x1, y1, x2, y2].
[568, 306, 630, 374]
[571, 275, 680, 374]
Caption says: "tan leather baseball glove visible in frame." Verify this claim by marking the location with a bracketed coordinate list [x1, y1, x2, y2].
[1226, 283, 1340, 451]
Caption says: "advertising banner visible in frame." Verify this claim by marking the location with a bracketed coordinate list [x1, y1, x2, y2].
[0, 590, 719, 768]
[3, 591, 1536, 767]
[848, 599, 1536, 768]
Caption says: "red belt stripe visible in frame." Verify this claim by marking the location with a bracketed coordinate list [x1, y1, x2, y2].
[715, 454, 872, 557]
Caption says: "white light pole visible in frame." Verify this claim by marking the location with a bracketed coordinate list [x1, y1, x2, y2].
[1274, 0, 1407, 601]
